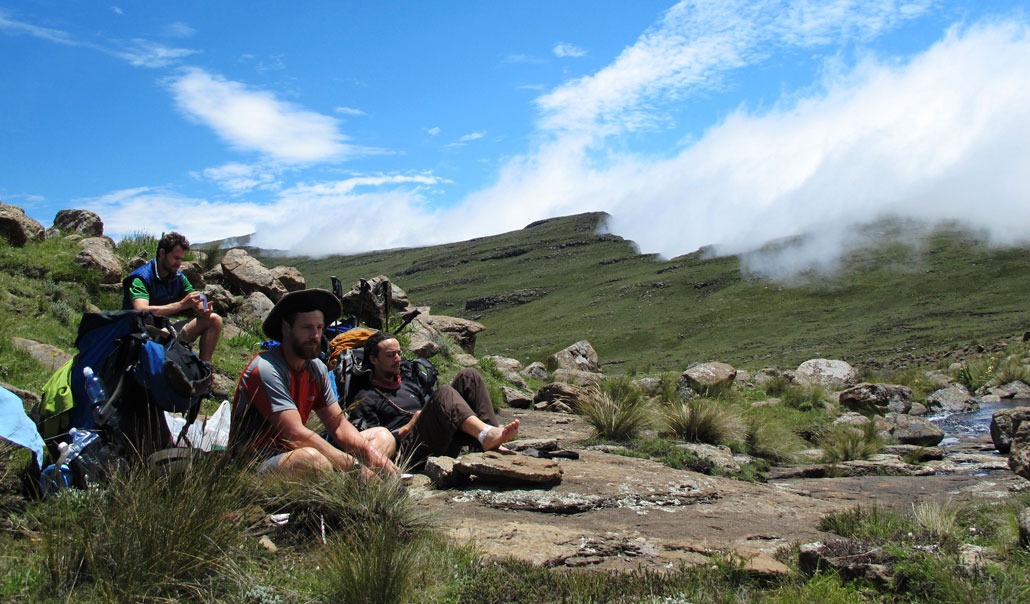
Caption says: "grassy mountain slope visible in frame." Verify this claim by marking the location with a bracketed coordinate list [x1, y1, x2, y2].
[260, 212, 1030, 373]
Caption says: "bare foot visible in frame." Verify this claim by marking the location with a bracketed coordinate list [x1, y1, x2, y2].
[481, 420, 519, 451]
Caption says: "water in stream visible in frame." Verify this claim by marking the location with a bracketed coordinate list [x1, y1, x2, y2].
[931, 397, 1030, 446]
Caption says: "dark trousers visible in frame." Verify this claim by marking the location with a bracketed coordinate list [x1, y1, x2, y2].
[400, 368, 497, 460]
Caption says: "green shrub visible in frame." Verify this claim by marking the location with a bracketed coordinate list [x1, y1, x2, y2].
[578, 386, 650, 441]
[820, 420, 884, 462]
[663, 398, 744, 445]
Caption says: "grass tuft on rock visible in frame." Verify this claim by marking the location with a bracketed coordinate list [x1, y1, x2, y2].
[577, 385, 650, 441]
[662, 398, 744, 445]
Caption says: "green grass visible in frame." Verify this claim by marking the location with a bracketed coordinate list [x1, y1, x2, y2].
[662, 398, 745, 445]
[820, 420, 885, 462]
[577, 384, 651, 441]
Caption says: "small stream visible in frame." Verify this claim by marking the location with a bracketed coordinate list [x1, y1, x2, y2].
[931, 397, 1030, 446]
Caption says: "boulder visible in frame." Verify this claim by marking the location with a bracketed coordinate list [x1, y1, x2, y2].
[502, 370, 529, 390]
[679, 362, 736, 392]
[74, 237, 123, 283]
[424, 456, 470, 489]
[884, 412, 944, 447]
[795, 359, 857, 389]
[484, 355, 522, 372]
[270, 266, 305, 292]
[991, 406, 1030, 454]
[675, 443, 754, 474]
[546, 340, 599, 373]
[1007, 422, 1030, 480]
[204, 264, 224, 284]
[988, 381, 1030, 399]
[456, 354, 479, 367]
[234, 291, 274, 327]
[220, 248, 287, 302]
[0, 203, 45, 246]
[631, 377, 664, 397]
[180, 260, 205, 290]
[534, 382, 590, 409]
[925, 386, 978, 414]
[11, 338, 73, 371]
[838, 383, 913, 415]
[127, 254, 147, 271]
[202, 284, 238, 315]
[522, 362, 548, 381]
[52, 209, 103, 236]
[502, 386, 533, 409]
[551, 368, 604, 386]
[1019, 509, 1030, 549]
[453, 451, 563, 486]
[413, 314, 485, 354]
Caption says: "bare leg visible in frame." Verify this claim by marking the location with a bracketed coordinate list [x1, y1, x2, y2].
[459, 415, 519, 451]
[180, 313, 223, 363]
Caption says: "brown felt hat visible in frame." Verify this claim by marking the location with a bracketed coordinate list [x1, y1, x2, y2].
[262, 288, 342, 341]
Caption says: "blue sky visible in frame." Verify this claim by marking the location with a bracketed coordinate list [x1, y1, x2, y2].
[2, 1, 1029, 274]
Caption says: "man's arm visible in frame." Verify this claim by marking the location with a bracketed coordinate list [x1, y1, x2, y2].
[317, 403, 398, 474]
[128, 275, 205, 317]
[267, 407, 363, 471]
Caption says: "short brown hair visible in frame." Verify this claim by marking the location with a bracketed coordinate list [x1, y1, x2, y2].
[363, 331, 398, 369]
[157, 232, 190, 256]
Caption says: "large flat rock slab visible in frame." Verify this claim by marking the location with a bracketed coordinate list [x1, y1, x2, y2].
[414, 409, 1030, 572]
[417, 446, 841, 572]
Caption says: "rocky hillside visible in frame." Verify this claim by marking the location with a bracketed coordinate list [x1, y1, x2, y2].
[260, 212, 1030, 373]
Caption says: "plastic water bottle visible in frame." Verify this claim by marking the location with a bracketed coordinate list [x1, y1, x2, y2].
[82, 366, 106, 408]
[65, 427, 99, 462]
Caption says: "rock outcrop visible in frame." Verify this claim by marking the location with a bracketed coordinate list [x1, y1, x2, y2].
[546, 341, 599, 373]
[991, 407, 1030, 454]
[270, 266, 305, 292]
[0, 203, 45, 246]
[52, 209, 104, 237]
[74, 237, 123, 283]
[838, 383, 913, 415]
[925, 386, 978, 414]
[220, 248, 287, 302]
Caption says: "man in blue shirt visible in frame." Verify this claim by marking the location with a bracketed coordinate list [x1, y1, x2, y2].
[122, 232, 222, 363]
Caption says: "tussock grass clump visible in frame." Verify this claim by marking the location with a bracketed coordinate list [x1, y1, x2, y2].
[33, 452, 254, 601]
[743, 411, 807, 463]
[578, 385, 650, 441]
[258, 467, 433, 544]
[113, 230, 157, 263]
[260, 469, 434, 604]
[663, 398, 744, 445]
[912, 500, 960, 540]
[820, 420, 884, 462]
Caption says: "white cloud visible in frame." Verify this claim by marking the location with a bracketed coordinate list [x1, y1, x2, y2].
[196, 162, 281, 194]
[115, 39, 198, 67]
[503, 53, 546, 65]
[426, 126, 440, 136]
[536, 0, 933, 135]
[0, 10, 76, 45]
[445, 131, 486, 148]
[553, 42, 586, 58]
[165, 22, 196, 38]
[112, 6, 123, 15]
[169, 68, 354, 163]
[335, 106, 366, 116]
[0, 9, 196, 68]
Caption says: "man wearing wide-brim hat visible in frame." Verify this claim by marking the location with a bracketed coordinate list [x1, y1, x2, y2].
[229, 288, 396, 475]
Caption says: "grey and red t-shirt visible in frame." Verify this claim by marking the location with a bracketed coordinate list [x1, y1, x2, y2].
[229, 347, 337, 454]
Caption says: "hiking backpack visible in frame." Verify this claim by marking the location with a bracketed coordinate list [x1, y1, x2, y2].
[33, 310, 213, 480]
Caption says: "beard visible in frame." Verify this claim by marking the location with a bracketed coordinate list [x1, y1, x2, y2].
[288, 334, 321, 361]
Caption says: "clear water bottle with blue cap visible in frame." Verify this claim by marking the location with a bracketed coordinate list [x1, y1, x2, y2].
[39, 428, 99, 496]
[82, 366, 106, 409]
